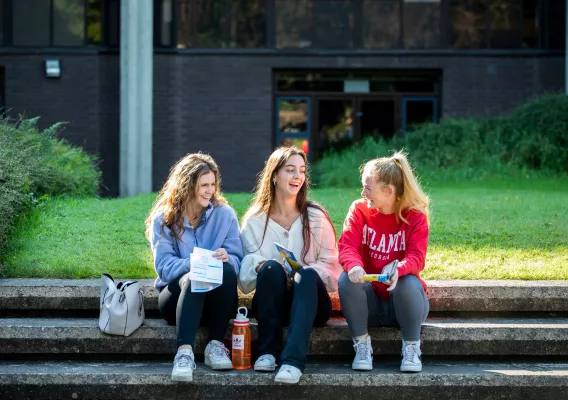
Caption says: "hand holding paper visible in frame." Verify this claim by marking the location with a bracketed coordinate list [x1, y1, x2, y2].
[188, 247, 224, 293]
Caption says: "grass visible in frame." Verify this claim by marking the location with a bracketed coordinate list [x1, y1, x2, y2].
[2, 178, 567, 280]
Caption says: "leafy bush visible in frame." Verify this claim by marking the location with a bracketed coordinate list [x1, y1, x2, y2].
[312, 136, 403, 187]
[314, 93, 568, 187]
[0, 118, 101, 261]
[495, 94, 568, 172]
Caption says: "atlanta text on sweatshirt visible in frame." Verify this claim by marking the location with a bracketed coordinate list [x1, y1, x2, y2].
[338, 199, 428, 300]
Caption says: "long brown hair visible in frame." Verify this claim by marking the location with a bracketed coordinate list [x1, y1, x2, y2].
[362, 150, 430, 225]
[244, 146, 336, 263]
[145, 153, 227, 241]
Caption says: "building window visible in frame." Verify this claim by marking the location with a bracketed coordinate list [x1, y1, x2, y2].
[195, 0, 226, 47]
[155, 0, 173, 47]
[312, 0, 357, 49]
[230, 0, 267, 48]
[105, 0, 120, 47]
[13, 0, 51, 46]
[53, 0, 86, 47]
[275, 0, 313, 48]
[9, 0, 103, 47]
[87, 0, 103, 45]
[487, 0, 522, 49]
[363, 0, 401, 49]
[546, 0, 566, 49]
[403, 0, 441, 49]
[0, 0, 4, 46]
[276, 97, 311, 158]
[449, 0, 545, 49]
[177, 0, 267, 48]
[522, 0, 539, 48]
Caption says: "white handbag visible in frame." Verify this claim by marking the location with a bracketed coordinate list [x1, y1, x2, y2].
[99, 273, 145, 336]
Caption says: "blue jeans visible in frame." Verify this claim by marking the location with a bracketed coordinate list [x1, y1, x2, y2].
[251, 260, 331, 371]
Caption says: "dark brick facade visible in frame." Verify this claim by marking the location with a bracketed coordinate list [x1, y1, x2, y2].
[0, 52, 565, 196]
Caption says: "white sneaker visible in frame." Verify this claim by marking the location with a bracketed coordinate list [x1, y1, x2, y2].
[352, 335, 373, 371]
[400, 341, 422, 372]
[171, 348, 196, 382]
[274, 364, 302, 384]
[254, 354, 277, 372]
[204, 340, 233, 370]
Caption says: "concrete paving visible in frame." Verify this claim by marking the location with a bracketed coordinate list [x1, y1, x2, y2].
[1, 316, 567, 356]
[1, 278, 568, 312]
[1, 360, 567, 399]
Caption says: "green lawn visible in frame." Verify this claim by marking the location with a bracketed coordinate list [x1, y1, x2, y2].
[2, 178, 567, 280]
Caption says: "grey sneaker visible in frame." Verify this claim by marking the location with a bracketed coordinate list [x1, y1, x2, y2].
[352, 335, 373, 371]
[400, 341, 422, 372]
[254, 354, 277, 372]
[171, 348, 196, 382]
[204, 340, 233, 370]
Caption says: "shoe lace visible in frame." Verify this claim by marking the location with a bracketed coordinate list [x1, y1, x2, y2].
[210, 342, 230, 359]
[280, 365, 294, 375]
[353, 339, 371, 362]
[403, 343, 418, 362]
[175, 352, 196, 369]
[258, 354, 273, 363]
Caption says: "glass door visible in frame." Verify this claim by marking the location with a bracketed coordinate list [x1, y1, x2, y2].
[357, 98, 397, 141]
[313, 97, 355, 160]
[275, 96, 311, 158]
[401, 97, 438, 136]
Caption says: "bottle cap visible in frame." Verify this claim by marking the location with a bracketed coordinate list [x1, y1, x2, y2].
[234, 306, 249, 326]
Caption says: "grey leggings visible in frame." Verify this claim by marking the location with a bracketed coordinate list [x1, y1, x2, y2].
[338, 272, 429, 341]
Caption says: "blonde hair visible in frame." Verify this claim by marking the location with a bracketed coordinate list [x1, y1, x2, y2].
[145, 153, 227, 241]
[244, 146, 335, 263]
[362, 150, 430, 225]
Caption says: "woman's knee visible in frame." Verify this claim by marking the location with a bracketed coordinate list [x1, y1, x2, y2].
[391, 275, 424, 300]
[291, 267, 320, 291]
[257, 260, 287, 286]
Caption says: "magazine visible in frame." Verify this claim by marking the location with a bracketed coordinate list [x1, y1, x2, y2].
[274, 242, 303, 275]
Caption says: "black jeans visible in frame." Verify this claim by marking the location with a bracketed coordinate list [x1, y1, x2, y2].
[158, 262, 238, 349]
[251, 260, 332, 372]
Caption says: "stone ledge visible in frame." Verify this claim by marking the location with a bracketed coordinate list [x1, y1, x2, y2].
[1, 278, 568, 313]
[0, 360, 567, 399]
[1, 317, 567, 356]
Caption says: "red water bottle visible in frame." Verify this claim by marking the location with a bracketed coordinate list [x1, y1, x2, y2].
[232, 306, 251, 370]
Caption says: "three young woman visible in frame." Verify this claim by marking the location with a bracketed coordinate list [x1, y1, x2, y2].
[238, 146, 342, 384]
[146, 147, 430, 382]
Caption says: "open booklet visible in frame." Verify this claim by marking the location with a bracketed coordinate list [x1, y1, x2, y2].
[274, 242, 303, 275]
[187, 247, 223, 292]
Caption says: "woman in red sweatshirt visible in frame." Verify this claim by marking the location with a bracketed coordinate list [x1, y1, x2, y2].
[338, 151, 430, 373]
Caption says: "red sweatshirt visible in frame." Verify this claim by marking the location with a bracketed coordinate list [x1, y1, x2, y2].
[338, 199, 429, 300]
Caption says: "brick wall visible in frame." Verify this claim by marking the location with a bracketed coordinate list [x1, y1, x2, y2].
[1, 53, 565, 196]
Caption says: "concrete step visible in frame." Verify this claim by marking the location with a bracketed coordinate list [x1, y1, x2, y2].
[1, 360, 567, 399]
[1, 278, 568, 314]
[1, 316, 567, 357]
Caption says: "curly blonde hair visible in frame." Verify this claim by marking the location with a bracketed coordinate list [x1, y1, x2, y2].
[145, 153, 227, 241]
